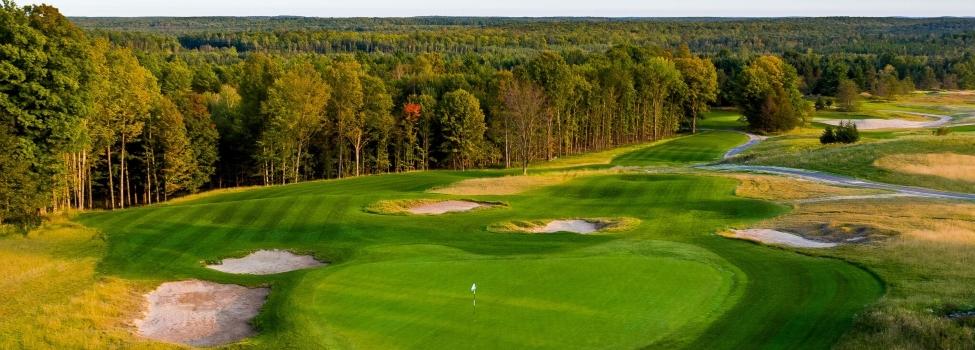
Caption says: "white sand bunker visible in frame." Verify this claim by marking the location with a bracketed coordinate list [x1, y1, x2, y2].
[532, 220, 602, 234]
[408, 200, 485, 215]
[728, 229, 837, 248]
[207, 249, 325, 275]
[135, 280, 269, 347]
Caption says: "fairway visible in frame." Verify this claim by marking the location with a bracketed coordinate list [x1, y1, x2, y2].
[65, 131, 883, 349]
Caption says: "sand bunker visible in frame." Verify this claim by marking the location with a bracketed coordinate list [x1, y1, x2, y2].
[207, 250, 324, 275]
[407, 200, 485, 215]
[816, 112, 950, 130]
[532, 219, 602, 234]
[491, 217, 638, 234]
[135, 280, 269, 347]
[728, 229, 838, 248]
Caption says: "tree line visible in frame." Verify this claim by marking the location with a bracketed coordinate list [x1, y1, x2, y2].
[0, 1, 962, 227]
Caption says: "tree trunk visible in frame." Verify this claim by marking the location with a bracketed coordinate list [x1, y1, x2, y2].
[106, 147, 115, 210]
[354, 136, 362, 177]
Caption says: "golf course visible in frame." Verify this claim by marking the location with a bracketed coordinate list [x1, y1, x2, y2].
[4, 4, 975, 349]
[42, 130, 880, 349]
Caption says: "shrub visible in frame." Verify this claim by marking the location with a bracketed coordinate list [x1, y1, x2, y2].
[821, 121, 859, 144]
[820, 126, 837, 144]
[834, 121, 861, 143]
[933, 127, 952, 136]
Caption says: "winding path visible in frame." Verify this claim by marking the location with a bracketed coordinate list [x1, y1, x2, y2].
[723, 133, 767, 159]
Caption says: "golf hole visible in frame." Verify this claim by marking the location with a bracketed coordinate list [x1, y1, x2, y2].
[206, 249, 325, 275]
[134, 280, 269, 347]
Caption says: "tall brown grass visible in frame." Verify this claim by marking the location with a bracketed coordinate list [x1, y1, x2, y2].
[0, 218, 171, 349]
[874, 152, 975, 183]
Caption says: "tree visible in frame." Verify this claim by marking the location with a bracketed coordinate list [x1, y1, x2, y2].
[0, 1, 91, 222]
[836, 79, 860, 112]
[522, 51, 571, 159]
[178, 93, 218, 191]
[503, 79, 547, 175]
[92, 45, 158, 208]
[149, 97, 195, 200]
[325, 56, 364, 177]
[0, 122, 41, 228]
[207, 85, 247, 187]
[261, 62, 331, 183]
[675, 53, 718, 134]
[637, 57, 685, 140]
[737, 55, 808, 133]
[361, 75, 394, 173]
[438, 89, 487, 170]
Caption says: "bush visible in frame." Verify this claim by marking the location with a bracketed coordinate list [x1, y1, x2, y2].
[821, 121, 860, 144]
[820, 126, 836, 144]
[933, 127, 952, 136]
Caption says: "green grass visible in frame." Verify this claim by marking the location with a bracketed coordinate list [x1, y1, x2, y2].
[611, 130, 747, 166]
[3, 131, 885, 349]
[699, 110, 747, 130]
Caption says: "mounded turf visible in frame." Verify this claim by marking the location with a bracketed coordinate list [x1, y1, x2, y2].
[75, 131, 883, 349]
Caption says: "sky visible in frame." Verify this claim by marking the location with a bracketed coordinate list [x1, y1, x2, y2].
[17, 0, 975, 17]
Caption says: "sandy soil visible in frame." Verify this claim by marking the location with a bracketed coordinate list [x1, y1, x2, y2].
[207, 249, 325, 275]
[134, 280, 269, 347]
[407, 200, 484, 214]
[816, 112, 950, 130]
[531, 220, 601, 234]
[728, 229, 838, 248]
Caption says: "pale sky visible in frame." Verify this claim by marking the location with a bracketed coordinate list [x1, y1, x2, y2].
[18, 0, 975, 17]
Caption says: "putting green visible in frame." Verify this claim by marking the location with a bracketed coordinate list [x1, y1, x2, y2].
[288, 242, 736, 349]
[75, 130, 882, 349]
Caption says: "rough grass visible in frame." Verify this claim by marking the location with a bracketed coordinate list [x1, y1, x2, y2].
[429, 170, 612, 195]
[487, 217, 641, 234]
[874, 152, 975, 183]
[0, 218, 170, 349]
[779, 200, 975, 350]
[532, 138, 682, 169]
[736, 175, 975, 349]
[739, 134, 975, 193]
[725, 173, 887, 201]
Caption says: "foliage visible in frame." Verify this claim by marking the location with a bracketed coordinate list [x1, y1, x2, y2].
[836, 79, 860, 112]
[260, 62, 330, 183]
[820, 121, 860, 144]
[933, 127, 952, 136]
[737, 56, 809, 133]
[438, 89, 488, 170]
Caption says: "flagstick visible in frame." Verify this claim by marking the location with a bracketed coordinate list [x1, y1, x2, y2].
[471, 282, 477, 319]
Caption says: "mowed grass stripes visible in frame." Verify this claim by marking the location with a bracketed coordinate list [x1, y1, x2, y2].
[73, 131, 882, 349]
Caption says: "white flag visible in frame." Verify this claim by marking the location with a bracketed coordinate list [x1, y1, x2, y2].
[471, 283, 477, 293]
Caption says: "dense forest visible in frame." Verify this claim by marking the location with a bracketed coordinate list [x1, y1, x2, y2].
[3, 1, 975, 226]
